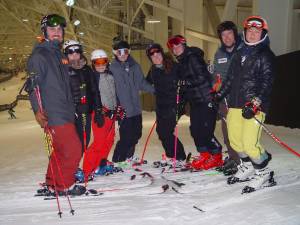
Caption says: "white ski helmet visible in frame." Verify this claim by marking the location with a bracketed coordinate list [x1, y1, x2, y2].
[91, 49, 108, 60]
[63, 40, 82, 53]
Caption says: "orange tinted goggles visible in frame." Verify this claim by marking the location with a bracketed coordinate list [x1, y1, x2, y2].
[92, 58, 108, 66]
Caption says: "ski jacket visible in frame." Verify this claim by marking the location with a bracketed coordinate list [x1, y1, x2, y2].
[146, 63, 179, 108]
[27, 41, 75, 126]
[110, 56, 154, 118]
[68, 63, 101, 114]
[213, 36, 241, 82]
[93, 69, 117, 111]
[218, 40, 275, 113]
[176, 46, 213, 104]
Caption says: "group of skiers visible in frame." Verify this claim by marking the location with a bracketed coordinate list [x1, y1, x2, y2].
[26, 13, 275, 196]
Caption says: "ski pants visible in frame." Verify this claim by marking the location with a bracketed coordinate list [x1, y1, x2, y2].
[227, 108, 269, 165]
[156, 107, 186, 160]
[218, 100, 240, 163]
[190, 102, 221, 154]
[45, 123, 82, 191]
[112, 115, 142, 162]
[74, 112, 92, 154]
[83, 113, 115, 178]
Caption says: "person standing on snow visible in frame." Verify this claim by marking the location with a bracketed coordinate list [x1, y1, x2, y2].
[214, 16, 276, 193]
[83, 49, 122, 178]
[145, 43, 187, 167]
[109, 40, 155, 163]
[211, 21, 242, 175]
[167, 35, 223, 170]
[25, 14, 85, 195]
[63, 40, 104, 154]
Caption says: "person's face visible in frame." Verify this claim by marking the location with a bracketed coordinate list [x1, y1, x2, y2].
[67, 51, 81, 62]
[149, 49, 163, 65]
[246, 27, 262, 43]
[171, 44, 184, 56]
[115, 48, 129, 62]
[46, 25, 63, 42]
[221, 30, 236, 48]
[93, 58, 108, 73]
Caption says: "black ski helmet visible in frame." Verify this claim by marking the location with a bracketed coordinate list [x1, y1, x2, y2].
[217, 21, 238, 42]
[112, 40, 130, 50]
[146, 43, 164, 59]
[40, 14, 66, 38]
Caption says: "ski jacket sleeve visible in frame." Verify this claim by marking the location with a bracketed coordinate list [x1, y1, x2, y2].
[145, 68, 154, 85]
[137, 64, 155, 94]
[89, 69, 103, 110]
[256, 51, 275, 103]
[188, 54, 212, 86]
[26, 52, 48, 113]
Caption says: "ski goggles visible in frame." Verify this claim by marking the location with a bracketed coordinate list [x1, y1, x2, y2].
[149, 48, 161, 56]
[113, 48, 130, 56]
[167, 36, 186, 49]
[66, 46, 82, 55]
[92, 58, 109, 66]
[46, 15, 66, 28]
[245, 18, 264, 29]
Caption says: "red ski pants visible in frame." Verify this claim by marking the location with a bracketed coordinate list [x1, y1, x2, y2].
[45, 123, 82, 191]
[83, 113, 115, 178]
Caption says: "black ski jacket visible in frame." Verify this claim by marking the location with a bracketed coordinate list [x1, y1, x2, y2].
[218, 40, 275, 113]
[68, 64, 102, 114]
[176, 46, 213, 104]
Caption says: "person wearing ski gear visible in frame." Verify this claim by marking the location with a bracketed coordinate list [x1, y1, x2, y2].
[25, 14, 84, 195]
[212, 21, 241, 175]
[167, 35, 223, 170]
[63, 40, 103, 154]
[215, 16, 276, 193]
[83, 49, 121, 179]
[145, 43, 186, 165]
[110, 40, 154, 163]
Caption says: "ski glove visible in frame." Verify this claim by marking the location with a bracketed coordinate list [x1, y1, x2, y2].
[242, 97, 262, 119]
[116, 105, 126, 120]
[94, 108, 104, 127]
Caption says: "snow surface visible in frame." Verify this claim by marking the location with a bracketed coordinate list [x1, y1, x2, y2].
[0, 74, 300, 225]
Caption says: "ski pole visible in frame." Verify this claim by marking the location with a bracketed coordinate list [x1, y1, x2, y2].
[34, 82, 75, 216]
[253, 117, 300, 158]
[173, 82, 181, 172]
[140, 120, 157, 165]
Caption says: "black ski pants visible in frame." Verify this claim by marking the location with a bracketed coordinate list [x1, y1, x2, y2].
[190, 102, 222, 154]
[75, 112, 92, 155]
[112, 114, 142, 162]
[156, 107, 186, 160]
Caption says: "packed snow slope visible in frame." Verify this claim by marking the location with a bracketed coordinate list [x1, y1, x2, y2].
[0, 74, 300, 225]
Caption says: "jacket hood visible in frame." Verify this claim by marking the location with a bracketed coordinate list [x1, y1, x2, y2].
[33, 39, 62, 52]
[177, 46, 204, 61]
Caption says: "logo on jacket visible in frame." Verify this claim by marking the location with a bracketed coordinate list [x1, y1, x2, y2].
[218, 58, 227, 64]
[241, 56, 247, 65]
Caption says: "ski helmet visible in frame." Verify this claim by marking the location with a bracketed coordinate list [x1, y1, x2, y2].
[91, 49, 109, 66]
[217, 21, 238, 42]
[243, 15, 269, 46]
[166, 35, 186, 49]
[63, 40, 82, 54]
[91, 49, 108, 60]
[146, 43, 163, 59]
[40, 14, 66, 38]
[112, 40, 130, 50]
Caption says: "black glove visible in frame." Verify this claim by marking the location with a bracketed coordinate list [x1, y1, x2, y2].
[94, 108, 104, 127]
[242, 97, 261, 119]
[116, 105, 126, 120]
[210, 90, 222, 110]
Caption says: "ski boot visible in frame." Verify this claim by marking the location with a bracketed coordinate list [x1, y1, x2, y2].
[191, 152, 211, 170]
[75, 168, 85, 183]
[242, 168, 276, 194]
[201, 153, 223, 170]
[216, 157, 238, 176]
[68, 185, 87, 196]
[227, 160, 255, 184]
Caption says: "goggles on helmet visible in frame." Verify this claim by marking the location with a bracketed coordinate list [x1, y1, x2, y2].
[66, 46, 82, 55]
[245, 18, 264, 30]
[46, 14, 66, 28]
[114, 48, 130, 56]
[92, 58, 109, 66]
[167, 36, 186, 49]
[149, 48, 161, 56]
